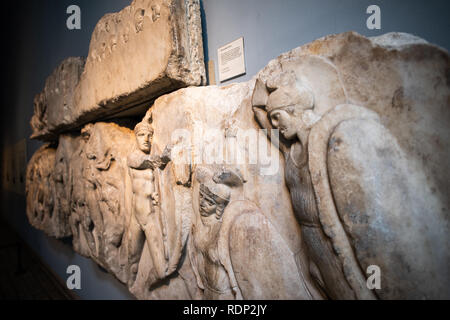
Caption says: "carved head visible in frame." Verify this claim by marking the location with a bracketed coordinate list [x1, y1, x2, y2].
[197, 167, 246, 220]
[199, 182, 230, 219]
[253, 71, 316, 141]
[134, 108, 155, 154]
[252, 56, 348, 143]
[134, 122, 154, 154]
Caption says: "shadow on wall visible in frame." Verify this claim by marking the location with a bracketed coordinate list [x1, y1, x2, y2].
[1, 0, 135, 300]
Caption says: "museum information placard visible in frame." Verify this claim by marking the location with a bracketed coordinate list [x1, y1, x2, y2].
[218, 37, 246, 82]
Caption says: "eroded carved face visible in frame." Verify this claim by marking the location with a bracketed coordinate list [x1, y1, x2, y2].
[198, 183, 230, 220]
[136, 129, 153, 153]
[199, 193, 217, 217]
[269, 109, 298, 140]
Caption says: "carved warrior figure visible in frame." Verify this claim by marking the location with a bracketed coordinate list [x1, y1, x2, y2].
[252, 52, 450, 300]
[126, 113, 172, 286]
[189, 167, 319, 300]
[253, 57, 388, 299]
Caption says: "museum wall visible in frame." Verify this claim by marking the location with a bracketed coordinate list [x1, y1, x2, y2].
[202, 0, 450, 84]
[1, 0, 449, 300]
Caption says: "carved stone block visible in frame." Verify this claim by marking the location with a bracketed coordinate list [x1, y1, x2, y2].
[31, 0, 206, 141]
[30, 57, 85, 140]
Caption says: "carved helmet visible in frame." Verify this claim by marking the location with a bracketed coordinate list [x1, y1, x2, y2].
[198, 167, 246, 219]
[134, 121, 154, 135]
[134, 108, 154, 134]
[252, 55, 348, 117]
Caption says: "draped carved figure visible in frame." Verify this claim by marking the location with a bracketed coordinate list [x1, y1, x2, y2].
[188, 166, 321, 300]
[252, 53, 450, 299]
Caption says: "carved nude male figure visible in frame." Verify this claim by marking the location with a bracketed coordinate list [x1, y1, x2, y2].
[127, 118, 171, 285]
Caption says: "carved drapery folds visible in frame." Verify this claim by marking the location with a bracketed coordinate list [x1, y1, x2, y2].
[251, 32, 450, 299]
[26, 5, 450, 300]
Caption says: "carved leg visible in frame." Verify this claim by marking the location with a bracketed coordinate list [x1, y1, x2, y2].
[142, 212, 168, 280]
[126, 214, 145, 285]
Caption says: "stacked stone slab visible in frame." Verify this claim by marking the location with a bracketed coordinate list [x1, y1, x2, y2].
[30, 57, 85, 140]
[30, 0, 206, 141]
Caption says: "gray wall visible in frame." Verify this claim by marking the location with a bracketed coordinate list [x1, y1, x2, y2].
[1, 0, 449, 299]
[202, 0, 450, 84]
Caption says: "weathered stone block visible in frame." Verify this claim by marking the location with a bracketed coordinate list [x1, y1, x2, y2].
[30, 57, 85, 140]
[31, 0, 206, 140]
